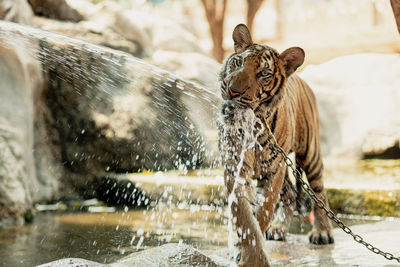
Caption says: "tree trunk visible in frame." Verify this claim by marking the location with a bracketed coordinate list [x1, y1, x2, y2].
[246, 0, 265, 35]
[200, 0, 227, 63]
[391, 0, 400, 35]
[274, 0, 282, 39]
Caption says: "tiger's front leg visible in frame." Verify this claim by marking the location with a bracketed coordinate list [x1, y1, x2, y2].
[224, 149, 270, 267]
[255, 165, 287, 236]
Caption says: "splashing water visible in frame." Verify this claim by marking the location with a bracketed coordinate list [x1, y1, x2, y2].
[218, 108, 264, 264]
[0, 21, 221, 175]
[0, 20, 225, 264]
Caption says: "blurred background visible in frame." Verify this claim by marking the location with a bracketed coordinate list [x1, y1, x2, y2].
[0, 0, 399, 266]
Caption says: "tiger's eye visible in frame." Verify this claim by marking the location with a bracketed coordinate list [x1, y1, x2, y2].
[262, 69, 270, 76]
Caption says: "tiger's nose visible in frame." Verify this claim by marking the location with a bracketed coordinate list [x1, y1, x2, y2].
[228, 80, 241, 95]
[222, 100, 235, 118]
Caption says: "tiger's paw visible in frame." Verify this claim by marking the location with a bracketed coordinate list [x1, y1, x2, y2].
[265, 225, 287, 241]
[309, 229, 334, 245]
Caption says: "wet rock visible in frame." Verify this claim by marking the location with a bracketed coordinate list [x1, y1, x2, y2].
[0, 0, 34, 25]
[109, 243, 225, 267]
[362, 124, 400, 159]
[36, 258, 106, 267]
[28, 0, 83, 22]
[300, 54, 400, 157]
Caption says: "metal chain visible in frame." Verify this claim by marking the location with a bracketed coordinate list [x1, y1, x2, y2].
[263, 119, 400, 263]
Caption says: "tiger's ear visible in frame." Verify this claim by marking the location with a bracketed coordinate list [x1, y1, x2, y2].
[280, 47, 305, 77]
[232, 24, 253, 53]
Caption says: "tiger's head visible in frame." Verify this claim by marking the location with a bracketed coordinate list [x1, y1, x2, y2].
[220, 24, 304, 123]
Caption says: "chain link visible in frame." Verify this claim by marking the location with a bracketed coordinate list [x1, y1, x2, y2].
[263, 119, 400, 263]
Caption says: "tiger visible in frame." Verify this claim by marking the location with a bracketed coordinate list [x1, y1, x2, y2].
[217, 24, 333, 267]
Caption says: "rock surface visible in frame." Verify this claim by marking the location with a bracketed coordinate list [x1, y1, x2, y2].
[31, 2, 218, 87]
[0, 31, 54, 223]
[34, 16, 145, 58]
[27, 0, 83, 22]
[151, 50, 221, 91]
[300, 53, 400, 157]
[0, 0, 34, 25]
[112, 8, 204, 55]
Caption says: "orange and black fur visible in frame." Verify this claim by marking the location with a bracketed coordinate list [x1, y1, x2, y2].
[218, 24, 333, 267]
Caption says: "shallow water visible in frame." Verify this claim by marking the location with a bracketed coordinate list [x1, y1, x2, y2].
[0, 209, 226, 267]
[0, 208, 379, 267]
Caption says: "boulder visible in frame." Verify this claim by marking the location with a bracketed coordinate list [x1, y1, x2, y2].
[65, 0, 99, 19]
[27, 0, 83, 22]
[299, 54, 400, 157]
[151, 50, 221, 91]
[29, 1, 205, 58]
[112, 8, 153, 55]
[34, 16, 145, 58]
[88, 1, 204, 55]
[0, 0, 34, 25]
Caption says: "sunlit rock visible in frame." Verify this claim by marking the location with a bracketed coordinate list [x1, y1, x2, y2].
[66, 0, 99, 20]
[75, 2, 204, 57]
[0, 0, 34, 25]
[300, 54, 400, 158]
[362, 124, 400, 159]
[151, 50, 220, 91]
[0, 30, 61, 223]
[34, 16, 144, 58]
